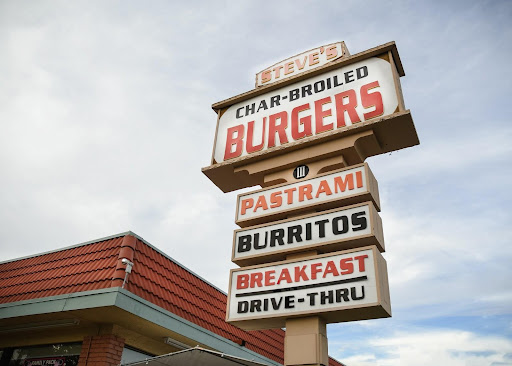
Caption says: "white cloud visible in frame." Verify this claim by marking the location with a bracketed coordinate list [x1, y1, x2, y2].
[339, 329, 512, 366]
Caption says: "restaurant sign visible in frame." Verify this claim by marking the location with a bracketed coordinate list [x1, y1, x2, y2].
[226, 246, 391, 330]
[232, 202, 384, 266]
[255, 42, 349, 87]
[215, 56, 398, 164]
[235, 163, 380, 227]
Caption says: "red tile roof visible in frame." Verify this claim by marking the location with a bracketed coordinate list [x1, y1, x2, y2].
[0, 233, 344, 366]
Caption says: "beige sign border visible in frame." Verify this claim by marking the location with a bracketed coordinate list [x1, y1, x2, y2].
[232, 201, 384, 267]
[202, 42, 418, 193]
[226, 245, 391, 330]
[213, 42, 404, 110]
[235, 162, 380, 228]
[254, 42, 349, 88]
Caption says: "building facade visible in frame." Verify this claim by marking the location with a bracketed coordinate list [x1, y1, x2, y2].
[0, 232, 344, 366]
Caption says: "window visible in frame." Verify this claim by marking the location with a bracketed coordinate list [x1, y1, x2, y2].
[6, 343, 81, 366]
[121, 347, 154, 364]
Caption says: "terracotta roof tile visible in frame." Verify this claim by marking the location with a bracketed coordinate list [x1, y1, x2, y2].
[0, 234, 345, 366]
[123, 239, 287, 363]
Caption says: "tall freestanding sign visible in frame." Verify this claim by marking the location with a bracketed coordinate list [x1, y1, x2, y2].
[202, 41, 419, 366]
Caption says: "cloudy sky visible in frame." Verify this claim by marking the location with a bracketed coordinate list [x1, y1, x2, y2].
[1, 0, 511, 365]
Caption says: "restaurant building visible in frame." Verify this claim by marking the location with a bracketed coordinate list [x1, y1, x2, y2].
[0, 232, 344, 365]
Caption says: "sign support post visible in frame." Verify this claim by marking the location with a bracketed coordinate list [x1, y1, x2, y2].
[283, 250, 328, 366]
[275, 161, 340, 366]
[285, 315, 328, 366]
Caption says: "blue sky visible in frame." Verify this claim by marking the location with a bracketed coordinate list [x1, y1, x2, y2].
[1, 1, 511, 365]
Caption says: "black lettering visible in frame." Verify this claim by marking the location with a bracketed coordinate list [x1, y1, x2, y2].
[336, 288, 350, 302]
[245, 103, 256, 116]
[250, 299, 262, 312]
[333, 75, 343, 87]
[307, 292, 318, 306]
[238, 301, 249, 313]
[320, 290, 334, 305]
[270, 95, 281, 108]
[237, 235, 252, 252]
[236, 106, 244, 118]
[356, 66, 368, 79]
[289, 88, 300, 101]
[301, 84, 312, 98]
[256, 100, 268, 113]
[287, 225, 303, 244]
[314, 219, 329, 238]
[269, 229, 285, 247]
[351, 211, 367, 231]
[271, 297, 283, 310]
[306, 222, 312, 240]
[351, 286, 365, 300]
[313, 80, 325, 93]
[284, 295, 295, 309]
[344, 70, 355, 83]
[263, 298, 269, 311]
[326, 77, 332, 89]
[253, 233, 266, 250]
[332, 215, 349, 235]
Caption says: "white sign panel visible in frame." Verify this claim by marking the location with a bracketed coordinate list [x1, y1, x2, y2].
[236, 163, 379, 227]
[214, 56, 398, 164]
[255, 42, 346, 87]
[226, 247, 391, 329]
[232, 202, 384, 266]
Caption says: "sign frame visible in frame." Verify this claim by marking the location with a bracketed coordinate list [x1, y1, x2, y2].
[226, 246, 391, 330]
[232, 201, 384, 267]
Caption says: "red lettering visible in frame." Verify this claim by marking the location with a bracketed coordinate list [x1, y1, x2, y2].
[315, 180, 332, 198]
[268, 111, 288, 148]
[333, 174, 354, 193]
[240, 198, 254, 216]
[277, 268, 292, 284]
[250, 272, 263, 288]
[339, 258, 354, 275]
[315, 97, 333, 134]
[291, 103, 312, 140]
[284, 61, 294, 75]
[294, 265, 309, 282]
[254, 196, 268, 212]
[310, 262, 323, 280]
[356, 170, 363, 188]
[264, 270, 276, 286]
[261, 69, 272, 84]
[283, 187, 296, 204]
[295, 56, 307, 70]
[246, 119, 265, 154]
[309, 51, 319, 66]
[270, 192, 282, 208]
[361, 81, 383, 120]
[224, 124, 244, 160]
[325, 45, 338, 60]
[298, 184, 313, 202]
[354, 255, 368, 272]
[237, 274, 249, 289]
[273, 65, 284, 78]
[323, 261, 340, 278]
[334, 89, 361, 127]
